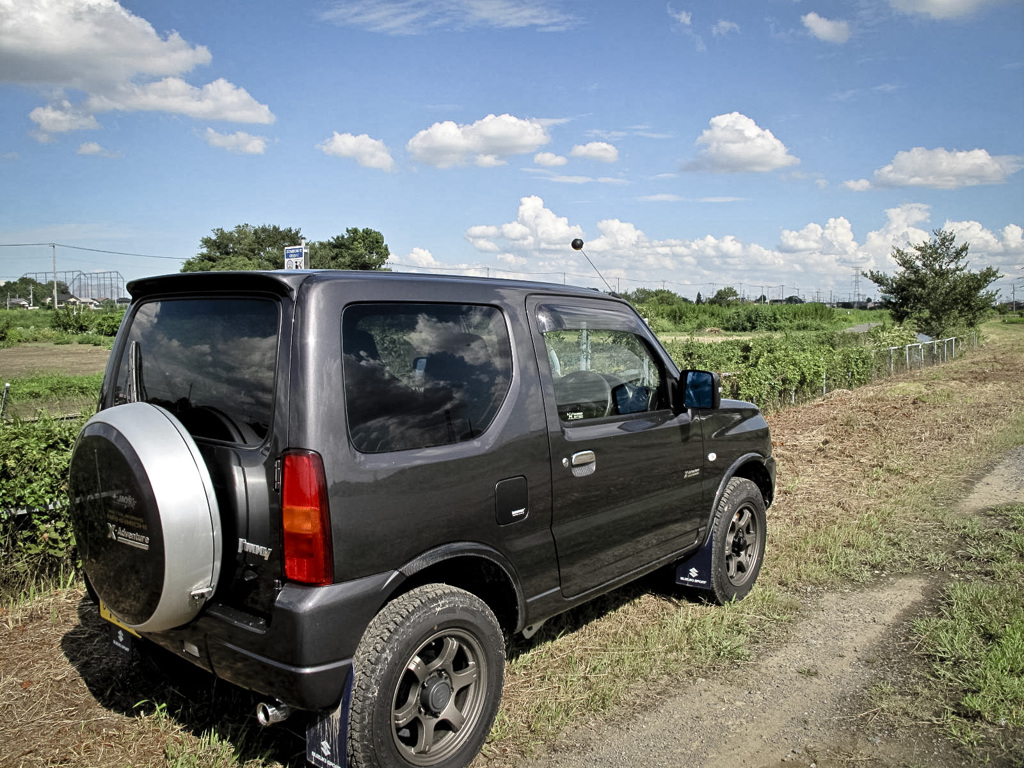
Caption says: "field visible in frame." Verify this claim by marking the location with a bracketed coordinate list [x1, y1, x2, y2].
[1, 318, 1022, 767]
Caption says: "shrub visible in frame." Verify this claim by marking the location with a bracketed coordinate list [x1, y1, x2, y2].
[93, 310, 125, 337]
[0, 414, 85, 595]
[51, 306, 92, 334]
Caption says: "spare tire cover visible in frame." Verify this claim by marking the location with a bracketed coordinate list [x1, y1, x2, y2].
[69, 402, 222, 633]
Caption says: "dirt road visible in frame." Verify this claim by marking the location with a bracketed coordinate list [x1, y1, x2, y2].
[526, 448, 1024, 768]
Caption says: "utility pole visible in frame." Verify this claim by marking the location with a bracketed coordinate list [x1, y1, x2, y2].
[51, 243, 58, 309]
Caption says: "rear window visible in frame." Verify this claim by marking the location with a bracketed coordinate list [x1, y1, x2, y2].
[112, 297, 279, 445]
[342, 303, 512, 453]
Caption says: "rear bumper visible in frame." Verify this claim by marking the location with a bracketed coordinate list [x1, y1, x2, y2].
[144, 570, 397, 711]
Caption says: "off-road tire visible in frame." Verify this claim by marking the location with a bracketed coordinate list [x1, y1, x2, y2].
[348, 584, 505, 768]
[708, 477, 766, 604]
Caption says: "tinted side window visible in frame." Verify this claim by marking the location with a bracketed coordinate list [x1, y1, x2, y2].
[342, 304, 512, 453]
[538, 304, 664, 422]
[113, 298, 278, 445]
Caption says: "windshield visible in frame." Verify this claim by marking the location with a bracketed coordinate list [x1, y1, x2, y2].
[113, 297, 279, 445]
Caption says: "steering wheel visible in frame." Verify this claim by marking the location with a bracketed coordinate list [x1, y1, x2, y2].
[554, 370, 613, 419]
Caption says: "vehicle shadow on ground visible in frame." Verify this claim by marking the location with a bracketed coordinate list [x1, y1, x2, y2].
[61, 596, 310, 767]
[505, 568, 694, 660]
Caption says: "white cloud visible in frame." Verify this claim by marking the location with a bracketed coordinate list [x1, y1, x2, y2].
[534, 151, 567, 166]
[854, 147, 1022, 189]
[465, 196, 583, 256]
[684, 112, 799, 173]
[29, 101, 100, 133]
[888, 0, 1011, 19]
[203, 128, 268, 155]
[456, 198, 1021, 299]
[639, 194, 685, 202]
[569, 142, 619, 163]
[76, 141, 119, 157]
[712, 20, 740, 37]
[318, 132, 395, 171]
[1, 0, 273, 139]
[667, 6, 692, 25]
[407, 114, 550, 168]
[87, 78, 273, 123]
[779, 218, 859, 257]
[843, 178, 873, 191]
[668, 4, 705, 51]
[405, 247, 442, 268]
[320, 0, 576, 34]
[801, 12, 851, 43]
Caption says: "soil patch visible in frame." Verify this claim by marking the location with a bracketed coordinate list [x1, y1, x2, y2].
[0, 343, 110, 378]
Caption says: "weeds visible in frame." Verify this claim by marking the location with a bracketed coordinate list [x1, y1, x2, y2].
[915, 504, 1024, 741]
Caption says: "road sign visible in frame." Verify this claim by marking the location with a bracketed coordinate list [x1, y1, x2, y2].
[284, 245, 307, 270]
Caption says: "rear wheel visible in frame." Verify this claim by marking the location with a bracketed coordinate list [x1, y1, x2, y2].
[349, 584, 505, 768]
[707, 478, 766, 604]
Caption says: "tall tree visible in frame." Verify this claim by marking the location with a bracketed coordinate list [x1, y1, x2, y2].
[309, 228, 390, 270]
[708, 286, 740, 306]
[182, 224, 302, 272]
[181, 224, 391, 273]
[863, 229, 1000, 338]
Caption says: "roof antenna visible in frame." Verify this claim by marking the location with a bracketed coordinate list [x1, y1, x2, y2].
[571, 238, 614, 293]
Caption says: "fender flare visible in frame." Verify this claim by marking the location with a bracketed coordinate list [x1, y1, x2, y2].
[701, 452, 773, 546]
[385, 541, 527, 632]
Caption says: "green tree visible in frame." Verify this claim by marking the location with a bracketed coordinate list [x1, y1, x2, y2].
[708, 286, 740, 306]
[863, 229, 1000, 338]
[181, 224, 391, 272]
[2, 276, 57, 304]
[181, 224, 303, 272]
[309, 227, 391, 270]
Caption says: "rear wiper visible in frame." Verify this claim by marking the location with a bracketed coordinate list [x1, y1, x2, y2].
[126, 340, 147, 403]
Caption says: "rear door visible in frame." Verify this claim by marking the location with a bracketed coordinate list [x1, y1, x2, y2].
[530, 297, 706, 597]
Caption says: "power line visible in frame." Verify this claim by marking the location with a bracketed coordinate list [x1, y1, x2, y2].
[0, 242, 182, 261]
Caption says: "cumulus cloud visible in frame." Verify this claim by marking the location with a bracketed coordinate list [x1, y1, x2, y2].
[779, 218, 859, 257]
[569, 142, 619, 163]
[407, 114, 550, 168]
[0, 0, 273, 140]
[802, 12, 851, 43]
[203, 128, 267, 155]
[848, 147, 1022, 190]
[888, 0, 1011, 19]
[683, 112, 799, 173]
[405, 247, 443, 268]
[76, 141, 119, 157]
[534, 151, 567, 167]
[319, 0, 576, 35]
[318, 132, 395, 171]
[457, 197, 1021, 298]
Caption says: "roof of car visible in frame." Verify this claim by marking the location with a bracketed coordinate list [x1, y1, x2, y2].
[127, 269, 619, 301]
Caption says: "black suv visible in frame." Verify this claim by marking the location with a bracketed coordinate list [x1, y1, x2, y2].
[69, 270, 775, 768]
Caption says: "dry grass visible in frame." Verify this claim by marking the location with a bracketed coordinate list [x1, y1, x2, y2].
[1, 322, 1022, 767]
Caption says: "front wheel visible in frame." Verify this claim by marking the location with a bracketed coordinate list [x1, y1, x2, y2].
[349, 584, 505, 768]
[707, 478, 766, 604]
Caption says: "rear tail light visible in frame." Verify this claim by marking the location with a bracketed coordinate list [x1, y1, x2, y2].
[281, 450, 333, 585]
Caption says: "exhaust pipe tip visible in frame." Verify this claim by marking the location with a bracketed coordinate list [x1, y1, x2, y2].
[256, 700, 292, 727]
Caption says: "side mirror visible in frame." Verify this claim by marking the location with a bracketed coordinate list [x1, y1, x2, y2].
[680, 370, 721, 410]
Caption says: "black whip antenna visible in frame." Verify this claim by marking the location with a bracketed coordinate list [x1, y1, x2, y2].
[571, 238, 614, 293]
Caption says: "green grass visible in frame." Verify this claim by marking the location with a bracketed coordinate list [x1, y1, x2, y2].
[915, 505, 1024, 736]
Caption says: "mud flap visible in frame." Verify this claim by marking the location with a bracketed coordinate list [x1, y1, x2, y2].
[306, 673, 353, 768]
[674, 529, 716, 592]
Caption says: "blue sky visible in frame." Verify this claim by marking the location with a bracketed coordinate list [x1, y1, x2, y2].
[1, 0, 1022, 303]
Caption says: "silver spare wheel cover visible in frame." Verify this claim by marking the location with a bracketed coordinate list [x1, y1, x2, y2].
[69, 402, 222, 633]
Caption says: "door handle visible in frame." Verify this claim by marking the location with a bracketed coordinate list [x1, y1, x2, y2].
[565, 450, 596, 477]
